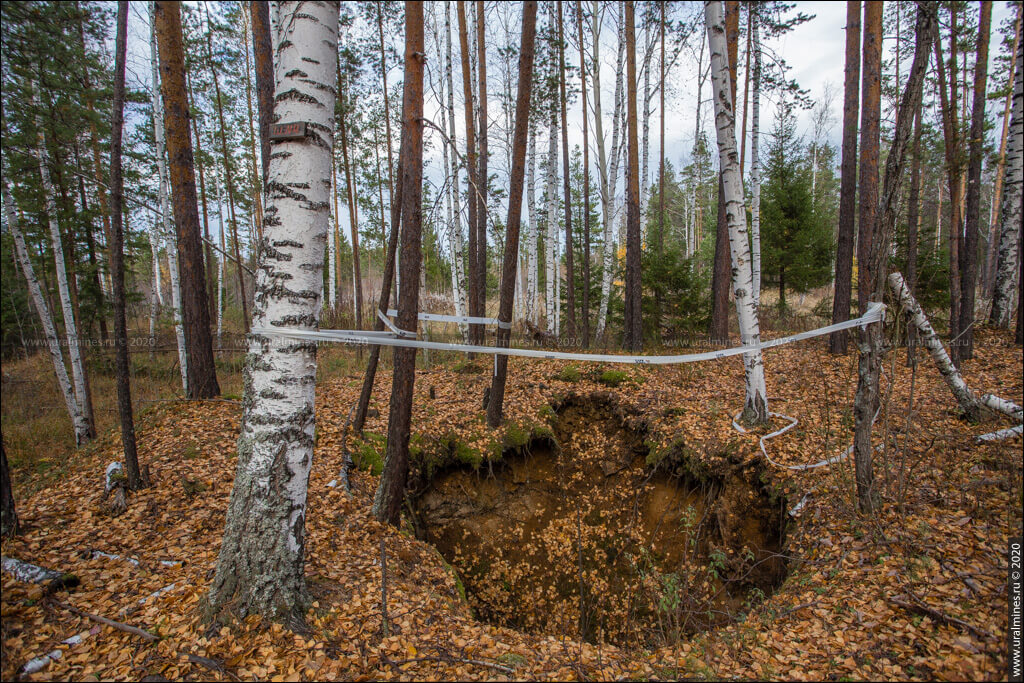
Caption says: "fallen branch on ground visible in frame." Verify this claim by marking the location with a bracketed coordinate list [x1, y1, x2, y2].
[55, 600, 158, 642]
[2, 556, 79, 593]
[889, 593, 993, 640]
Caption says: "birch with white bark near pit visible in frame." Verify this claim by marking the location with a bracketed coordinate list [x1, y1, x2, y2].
[150, 3, 187, 395]
[2, 179, 91, 445]
[989, 32, 1023, 328]
[890, 271, 1022, 441]
[206, 0, 339, 622]
[750, 8, 763, 306]
[705, 0, 769, 424]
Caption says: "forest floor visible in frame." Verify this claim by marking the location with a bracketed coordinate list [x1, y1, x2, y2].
[1, 325, 1021, 681]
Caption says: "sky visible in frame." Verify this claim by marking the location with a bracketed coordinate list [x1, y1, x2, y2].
[113, 1, 1018, 251]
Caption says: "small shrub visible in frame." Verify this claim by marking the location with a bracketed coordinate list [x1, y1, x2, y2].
[554, 366, 581, 382]
[598, 370, 629, 387]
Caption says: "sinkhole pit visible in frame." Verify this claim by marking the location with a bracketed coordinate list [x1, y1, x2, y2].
[413, 395, 789, 646]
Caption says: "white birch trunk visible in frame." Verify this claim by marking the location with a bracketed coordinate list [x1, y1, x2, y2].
[596, 5, 626, 340]
[208, 0, 338, 618]
[445, 0, 469, 340]
[150, 3, 188, 393]
[526, 125, 539, 324]
[328, 166, 337, 311]
[545, 118, 558, 332]
[991, 34, 1023, 327]
[149, 229, 159, 344]
[33, 90, 91, 435]
[706, 1, 768, 423]
[750, 11, 762, 306]
[2, 180, 90, 445]
[889, 271, 981, 417]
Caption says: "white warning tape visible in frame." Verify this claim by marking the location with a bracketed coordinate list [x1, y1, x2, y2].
[376, 309, 416, 338]
[386, 308, 500, 326]
[258, 302, 886, 366]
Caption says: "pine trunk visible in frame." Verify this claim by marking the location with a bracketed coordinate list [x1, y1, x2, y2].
[488, 0, 538, 427]
[108, 0, 142, 489]
[373, 2, 425, 526]
[830, 0, 860, 355]
[623, 1, 642, 352]
[705, 0, 767, 424]
[251, 0, 274, 189]
[156, 0, 220, 399]
[578, 0, 591, 347]
[207, 0, 339, 623]
[957, 1, 992, 360]
[857, 1, 882, 316]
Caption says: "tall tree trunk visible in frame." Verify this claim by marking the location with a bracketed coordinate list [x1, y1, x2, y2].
[156, 0, 220, 400]
[475, 0, 489, 333]
[750, 7, 762, 307]
[957, 1, 992, 361]
[33, 88, 95, 441]
[457, 2, 481, 344]
[373, 2, 425, 527]
[830, 1, 861, 355]
[526, 125, 539, 324]
[488, 0, 538, 427]
[546, 117, 558, 332]
[1, 439, 16, 539]
[216, 166, 226, 341]
[205, 3, 249, 332]
[991, 30, 1024, 328]
[853, 3, 937, 512]
[558, 1, 575, 338]
[656, 0, 665, 333]
[251, 0, 274, 189]
[352, 141, 405, 434]
[984, 7, 1021, 298]
[207, 0, 339, 623]
[184, 68, 217, 320]
[445, 1, 469, 339]
[857, 0, 882, 317]
[596, 4, 625, 341]
[708, 0, 740, 344]
[3, 179, 90, 445]
[905, 104, 923, 364]
[338, 68, 363, 329]
[577, 0, 590, 347]
[705, 0, 767, 424]
[108, 1, 143, 490]
[623, 1, 642, 352]
[378, 3, 397, 298]
[934, 12, 964, 353]
[241, 3, 265, 245]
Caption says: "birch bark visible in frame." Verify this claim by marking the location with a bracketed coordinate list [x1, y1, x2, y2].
[545, 118, 558, 332]
[990, 32, 1023, 327]
[33, 89, 94, 439]
[3, 180, 90, 445]
[526, 126, 539, 324]
[705, 0, 768, 424]
[207, 0, 339, 622]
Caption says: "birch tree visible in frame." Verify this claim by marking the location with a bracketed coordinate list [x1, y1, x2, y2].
[3, 179, 90, 445]
[526, 125, 539, 324]
[445, 0, 468, 338]
[545, 117, 558, 332]
[990, 31, 1023, 328]
[558, 1, 575, 338]
[207, 0, 339, 622]
[33, 87, 95, 441]
[705, 0, 768, 424]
